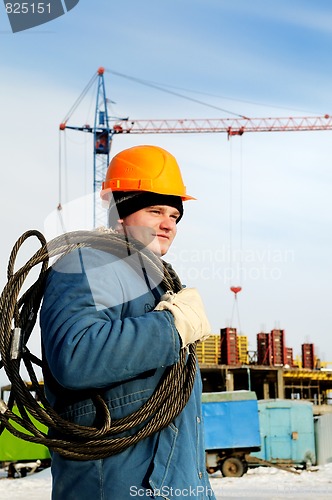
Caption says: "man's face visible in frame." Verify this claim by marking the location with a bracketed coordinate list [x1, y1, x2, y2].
[118, 205, 180, 256]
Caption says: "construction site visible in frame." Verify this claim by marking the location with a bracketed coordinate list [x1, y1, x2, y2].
[56, 69, 332, 414]
[2, 3, 332, 496]
[1, 66, 332, 480]
[2, 67, 332, 413]
[197, 328, 332, 414]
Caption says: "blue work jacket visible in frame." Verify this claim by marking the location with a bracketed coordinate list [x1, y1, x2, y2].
[40, 244, 216, 500]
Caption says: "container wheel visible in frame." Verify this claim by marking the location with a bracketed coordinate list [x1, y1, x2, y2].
[221, 457, 245, 477]
[206, 466, 218, 474]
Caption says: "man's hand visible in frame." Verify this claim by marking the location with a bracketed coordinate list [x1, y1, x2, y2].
[154, 288, 211, 347]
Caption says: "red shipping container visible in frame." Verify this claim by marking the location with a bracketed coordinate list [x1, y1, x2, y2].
[302, 343, 315, 370]
[220, 328, 239, 365]
[257, 332, 272, 365]
[270, 329, 286, 366]
[285, 347, 294, 368]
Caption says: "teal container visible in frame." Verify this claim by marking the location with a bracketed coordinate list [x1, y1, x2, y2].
[252, 399, 316, 466]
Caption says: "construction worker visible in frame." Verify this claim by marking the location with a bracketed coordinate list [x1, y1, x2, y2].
[40, 145, 216, 499]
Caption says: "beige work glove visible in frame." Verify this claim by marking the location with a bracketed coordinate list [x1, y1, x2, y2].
[154, 288, 211, 348]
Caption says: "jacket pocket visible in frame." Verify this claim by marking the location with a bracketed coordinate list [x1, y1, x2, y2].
[148, 423, 178, 494]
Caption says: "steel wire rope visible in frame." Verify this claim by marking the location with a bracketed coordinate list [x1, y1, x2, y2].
[107, 70, 324, 116]
[0, 229, 197, 460]
[58, 129, 93, 234]
[230, 295, 242, 333]
[57, 130, 68, 234]
[228, 138, 244, 331]
[58, 74, 97, 233]
[106, 68, 249, 118]
[61, 72, 98, 127]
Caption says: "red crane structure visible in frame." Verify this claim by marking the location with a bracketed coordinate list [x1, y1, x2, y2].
[109, 114, 332, 137]
[59, 67, 332, 227]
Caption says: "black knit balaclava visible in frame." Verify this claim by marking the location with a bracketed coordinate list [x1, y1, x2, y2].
[108, 191, 184, 228]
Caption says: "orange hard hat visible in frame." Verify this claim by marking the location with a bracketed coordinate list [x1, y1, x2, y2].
[100, 145, 195, 202]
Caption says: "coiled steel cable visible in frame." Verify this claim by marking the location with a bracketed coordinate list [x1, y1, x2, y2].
[0, 229, 197, 460]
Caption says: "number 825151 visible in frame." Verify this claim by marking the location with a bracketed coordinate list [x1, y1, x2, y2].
[5, 3, 51, 14]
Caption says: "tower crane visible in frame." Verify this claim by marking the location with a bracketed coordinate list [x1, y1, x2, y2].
[59, 67, 332, 227]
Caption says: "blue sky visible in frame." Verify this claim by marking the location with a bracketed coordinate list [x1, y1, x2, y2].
[1, 1, 332, 385]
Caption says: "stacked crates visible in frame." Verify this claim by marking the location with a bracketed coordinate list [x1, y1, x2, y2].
[220, 327, 239, 365]
[285, 347, 294, 367]
[257, 332, 271, 365]
[302, 343, 315, 370]
[257, 330, 287, 366]
[237, 335, 249, 364]
[196, 335, 220, 364]
[270, 329, 286, 366]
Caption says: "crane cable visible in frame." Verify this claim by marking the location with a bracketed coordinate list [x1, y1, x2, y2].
[230, 287, 242, 333]
[60, 72, 99, 127]
[106, 68, 249, 118]
[0, 229, 197, 460]
[57, 130, 67, 234]
[228, 137, 244, 331]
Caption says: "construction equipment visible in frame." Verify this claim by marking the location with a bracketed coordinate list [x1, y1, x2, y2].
[59, 67, 332, 227]
[202, 390, 261, 477]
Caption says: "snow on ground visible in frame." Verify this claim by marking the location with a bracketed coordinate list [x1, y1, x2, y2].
[0, 466, 51, 499]
[1, 464, 332, 499]
[211, 464, 332, 499]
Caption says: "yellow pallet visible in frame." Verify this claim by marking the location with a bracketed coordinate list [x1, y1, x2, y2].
[197, 335, 220, 364]
[237, 335, 248, 364]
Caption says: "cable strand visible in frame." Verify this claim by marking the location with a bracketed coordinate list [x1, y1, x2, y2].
[0, 229, 197, 460]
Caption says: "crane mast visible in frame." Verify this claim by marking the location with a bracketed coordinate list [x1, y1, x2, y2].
[93, 68, 111, 226]
[60, 68, 332, 227]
